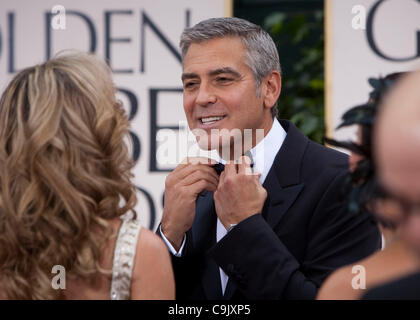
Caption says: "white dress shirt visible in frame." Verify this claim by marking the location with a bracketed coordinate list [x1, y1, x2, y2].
[161, 118, 287, 295]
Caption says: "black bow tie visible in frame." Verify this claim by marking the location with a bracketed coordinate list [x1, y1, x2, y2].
[212, 163, 225, 176]
[214, 151, 254, 175]
[198, 163, 224, 198]
[198, 154, 254, 198]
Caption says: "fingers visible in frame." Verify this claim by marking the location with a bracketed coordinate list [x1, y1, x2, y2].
[174, 157, 217, 174]
[181, 156, 218, 166]
[219, 170, 226, 185]
[187, 178, 219, 195]
[165, 157, 221, 198]
[238, 155, 253, 176]
[181, 168, 219, 188]
[171, 157, 219, 181]
[224, 161, 237, 176]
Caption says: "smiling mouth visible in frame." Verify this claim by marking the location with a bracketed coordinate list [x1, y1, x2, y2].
[200, 116, 226, 125]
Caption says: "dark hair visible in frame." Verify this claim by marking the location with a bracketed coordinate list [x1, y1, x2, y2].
[324, 72, 406, 224]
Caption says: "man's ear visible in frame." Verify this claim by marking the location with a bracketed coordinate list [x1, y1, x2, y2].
[262, 70, 281, 109]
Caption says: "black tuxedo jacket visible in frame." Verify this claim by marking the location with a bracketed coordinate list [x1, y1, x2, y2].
[158, 120, 381, 300]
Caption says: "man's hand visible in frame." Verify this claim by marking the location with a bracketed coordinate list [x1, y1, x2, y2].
[161, 157, 219, 251]
[214, 156, 267, 230]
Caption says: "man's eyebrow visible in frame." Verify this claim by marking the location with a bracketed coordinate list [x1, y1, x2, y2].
[181, 68, 241, 82]
[209, 67, 241, 78]
[181, 73, 198, 82]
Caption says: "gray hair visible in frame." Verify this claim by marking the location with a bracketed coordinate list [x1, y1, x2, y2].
[180, 17, 280, 118]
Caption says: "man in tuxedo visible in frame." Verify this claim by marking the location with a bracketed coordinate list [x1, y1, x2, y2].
[158, 17, 381, 300]
[363, 71, 420, 300]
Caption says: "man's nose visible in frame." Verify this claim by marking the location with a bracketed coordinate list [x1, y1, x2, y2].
[196, 82, 217, 106]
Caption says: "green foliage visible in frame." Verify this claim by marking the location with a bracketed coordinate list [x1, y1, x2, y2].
[265, 10, 325, 143]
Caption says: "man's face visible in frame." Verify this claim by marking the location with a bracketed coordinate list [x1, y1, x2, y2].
[182, 37, 273, 154]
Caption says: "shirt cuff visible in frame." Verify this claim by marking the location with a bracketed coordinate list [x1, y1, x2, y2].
[159, 225, 186, 257]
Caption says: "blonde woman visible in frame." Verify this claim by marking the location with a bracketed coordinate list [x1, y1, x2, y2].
[0, 53, 175, 300]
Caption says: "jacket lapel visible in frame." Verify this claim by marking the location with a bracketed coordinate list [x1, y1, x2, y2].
[263, 172, 304, 229]
[261, 120, 308, 228]
[192, 193, 217, 250]
[193, 193, 223, 299]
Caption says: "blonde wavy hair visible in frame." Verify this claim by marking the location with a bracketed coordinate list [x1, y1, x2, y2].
[0, 52, 137, 299]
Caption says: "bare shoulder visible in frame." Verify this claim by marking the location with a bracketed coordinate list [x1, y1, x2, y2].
[317, 265, 356, 300]
[135, 228, 171, 275]
[137, 228, 167, 251]
[131, 227, 175, 299]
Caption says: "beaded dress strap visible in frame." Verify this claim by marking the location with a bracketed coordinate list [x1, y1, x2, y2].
[110, 215, 141, 300]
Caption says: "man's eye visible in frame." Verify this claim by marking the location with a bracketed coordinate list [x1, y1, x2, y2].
[184, 82, 197, 89]
[217, 77, 232, 83]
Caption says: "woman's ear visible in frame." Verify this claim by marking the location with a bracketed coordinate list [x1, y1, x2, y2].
[262, 70, 282, 109]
